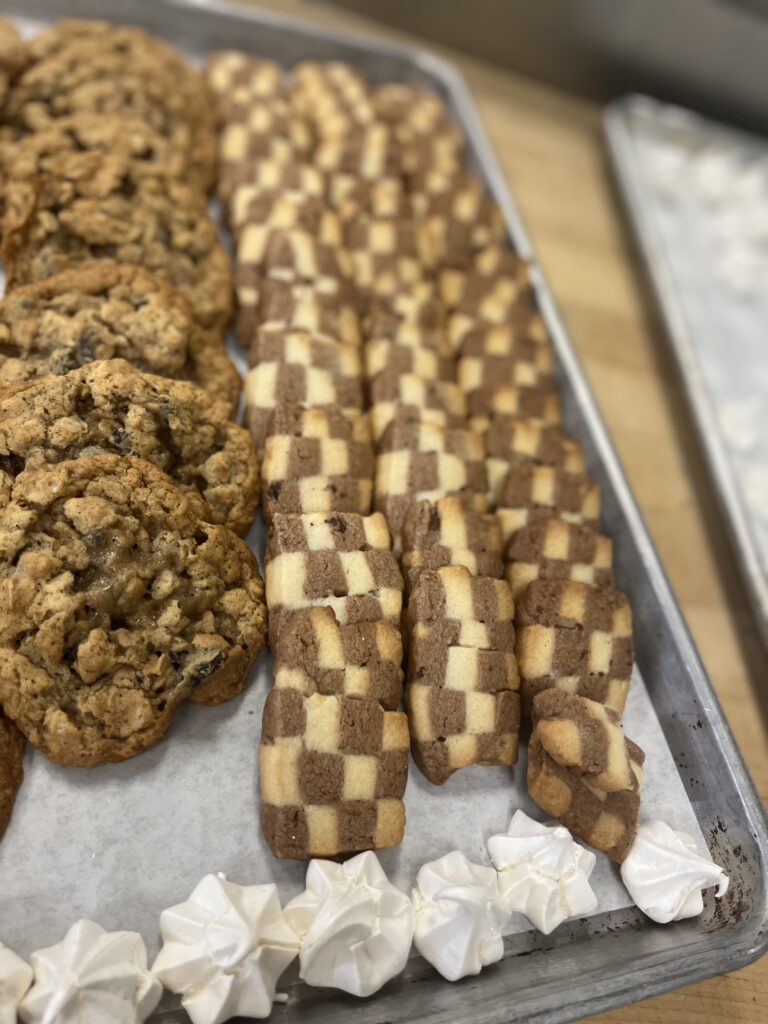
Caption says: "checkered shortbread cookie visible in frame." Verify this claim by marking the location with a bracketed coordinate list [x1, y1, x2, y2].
[405, 565, 516, 652]
[369, 372, 467, 443]
[515, 578, 634, 714]
[265, 511, 403, 647]
[457, 325, 556, 396]
[401, 496, 504, 593]
[364, 281, 446, 339]
[439, 244, 535, 311]
[364, 338, 455, 384]
[344, 217, 435, 304]
[261, 404, 374, 521]
[372, 83, 462, 151]
[315, 123, 407, 179]
[375, 415, 489, 547]
[484, 417, 586, 506]
[227, 163, 326, 235]
[410, 171, 506, 269]
[256, 279, 361, 349]
[467, 386, 562, 434]
[446, 250, 534, 346]
[532, 690, 635, 792]
[260, 689, 408, 858]
[407, 680, 520, 785]
[496, 463, 600, 543]
[244, 328, 363, 453]
[206, 51, 284, 124]
[506, 519, 613, 600]
[273, 606, 403, 710]
[291, 61, 375, 138]
[217, 101, 313, 201]
[328, 174, 410, 224]
[366, 320, 453, 358]
[528, 731, 644, 863]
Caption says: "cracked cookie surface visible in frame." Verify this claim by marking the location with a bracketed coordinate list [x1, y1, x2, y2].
[0, 454, 267, 767]
[0, 360, 259, 535]
[0, 263, 240, 414]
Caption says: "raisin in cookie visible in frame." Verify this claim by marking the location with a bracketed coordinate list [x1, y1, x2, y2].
[0, 455, 267, 767]
[0, 710, 23, 840]
[0, 360, 259, 535]
[2, 19, 215, 189]
[2, 154, 233, 335]
[0, 263, 240, 414]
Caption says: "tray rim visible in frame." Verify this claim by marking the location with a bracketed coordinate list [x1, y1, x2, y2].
[3, 4, 768, 1022]
[603, 92, 768, 651]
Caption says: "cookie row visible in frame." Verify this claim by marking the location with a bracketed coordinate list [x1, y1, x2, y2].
[0, 22, 268, 846]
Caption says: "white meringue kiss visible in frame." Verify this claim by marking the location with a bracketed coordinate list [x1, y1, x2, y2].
[412, 851, 510, 981]
[284, 850, 413, 997]
[621, 820, 729, 924]
[0, 943, 32, 1024]
[19, 920, 161, 1024]
[152, 873, 300, 1024]
[488, 810, 598, 934]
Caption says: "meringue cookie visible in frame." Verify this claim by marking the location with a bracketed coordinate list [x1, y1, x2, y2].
[621, 820, 729, 924]
[152, 873, 300, 1024]
[0, 943, 32, 1024]
[412, 851, 510, 981]
[488, 810, 598, 934]
[18, 920, 161, 1024]
[284, 850, 413, 997]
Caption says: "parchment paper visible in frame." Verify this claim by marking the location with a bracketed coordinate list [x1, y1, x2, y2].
[0, 14, 707, 968]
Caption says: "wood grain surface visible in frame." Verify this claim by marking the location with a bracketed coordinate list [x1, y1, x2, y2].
[238, 2, 768, 1018]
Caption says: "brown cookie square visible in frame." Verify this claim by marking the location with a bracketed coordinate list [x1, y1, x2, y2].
[515, 578, 634, 714]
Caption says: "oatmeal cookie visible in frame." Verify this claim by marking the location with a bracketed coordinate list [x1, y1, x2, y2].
[0, 360, 259, 535]
[0, 263, 240, 414]
[2, 153, 233, 335]
[0, 710, 23, 840]
[0, 455, 267, 767]
[2, 19, 215, 189]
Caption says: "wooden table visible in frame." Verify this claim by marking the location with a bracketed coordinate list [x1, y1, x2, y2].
[242, 3, 768, 1018]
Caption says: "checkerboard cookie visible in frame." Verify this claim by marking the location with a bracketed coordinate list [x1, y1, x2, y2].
[506, 519, 613, 600]
[273, 606, 403, 711]
[457, 325, 555, 395]
[260, 689, 408, 858]
[440, 244, 536, 310]
[375, 414, 488, 547]
[467, 385, 562, 434]
[364, 338, 455, 384]
[515, 579, 634, 714]
[407, 683, 520, 785]
[410, 171, 505, 269]
[401, 496, 504, 593]
[496, 463, 600, 542]
[532, 690, 635, 792]
[259, 229, 353, 291]
[528, 731, 644, 862]
[217, 101, 313, 201]
[369, 372, 467, 443]
[366, 320, 453, 358]
[206, 51, 284, 124]
[372, 83, 461, 152]
[364, 281, 447, 339]
[327, 174, 410, 224]
[484, 417, 586, 506]
[227, 162, 326, 235]
[291, 60, 375, 138]
[345, 217, 435, 304]
[315, 123, 406, 179]
[256, 278, 362, 349]
[261, 405, 373, 522]
[405, 565, 515, 653]
[265, 511, 403, 647]
[244, 328, 363, 454]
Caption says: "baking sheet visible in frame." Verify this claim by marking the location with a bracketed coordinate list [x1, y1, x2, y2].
[0, 6, 766, 1024]
[605, 96, 768, 646]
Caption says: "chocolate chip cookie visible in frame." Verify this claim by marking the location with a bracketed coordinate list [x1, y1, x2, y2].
[0, 360, 259, 535]
[0, 263, 240, 414]
[2, 153, 233, 335]
[0, 710, 23, 840]
[2, 19, 215, 190]
[0, 455, 267, 766]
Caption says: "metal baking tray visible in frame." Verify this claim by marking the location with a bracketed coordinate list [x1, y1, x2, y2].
[605, 94, 768, 649]
[3, 4, 767, 1022]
